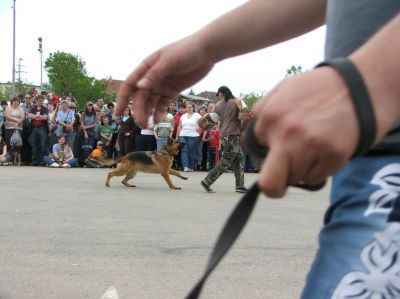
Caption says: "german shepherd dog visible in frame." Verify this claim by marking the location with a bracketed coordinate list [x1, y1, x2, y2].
[105, 137, 187, 189]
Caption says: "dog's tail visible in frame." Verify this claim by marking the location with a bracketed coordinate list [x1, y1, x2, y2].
[93, 157, 121, 167]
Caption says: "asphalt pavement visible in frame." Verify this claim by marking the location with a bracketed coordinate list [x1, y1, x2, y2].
[0, 167, 330, 299]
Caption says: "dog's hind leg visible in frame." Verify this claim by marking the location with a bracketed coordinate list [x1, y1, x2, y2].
[106, 167, 128, 187]
[122, 171, 137, 187]
[169, 169, 188, 180]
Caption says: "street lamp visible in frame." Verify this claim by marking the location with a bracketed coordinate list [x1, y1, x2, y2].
[38, 37, 43, 88]
[11, 0, 16, 96]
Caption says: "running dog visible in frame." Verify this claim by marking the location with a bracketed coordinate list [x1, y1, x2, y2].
[105, 137, 187, 189]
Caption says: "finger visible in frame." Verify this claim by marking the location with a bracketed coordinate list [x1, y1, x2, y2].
[258, 146, 289, 198]
[132, 89, 153, 128]
[154, 96, 170, 124]
[302, 150, 346, 185]
[116, 59, 151, 116]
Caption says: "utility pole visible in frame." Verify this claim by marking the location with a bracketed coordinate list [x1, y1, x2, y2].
[38, 37, 43, 88]
[11, 0, 16, 96]
[16, 58, 26, 82]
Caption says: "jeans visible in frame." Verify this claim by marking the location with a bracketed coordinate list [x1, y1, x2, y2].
[156, 136, 168, 150]
[179, 136, 199, 170]
[301, 155, 400, 299]
[43, 155, 78, 167]
[31, 127, 48, 164]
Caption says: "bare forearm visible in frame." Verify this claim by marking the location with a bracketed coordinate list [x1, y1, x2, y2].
[350, 14, 400, 141]
[196, 0, 326, 62]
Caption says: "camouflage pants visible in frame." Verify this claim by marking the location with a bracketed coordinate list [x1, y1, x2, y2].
[203, 134, 244, 188]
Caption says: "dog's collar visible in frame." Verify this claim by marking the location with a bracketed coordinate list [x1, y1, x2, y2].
[159, 148, 173, 156]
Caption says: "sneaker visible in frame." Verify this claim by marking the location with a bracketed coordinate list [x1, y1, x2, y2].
[50, 163, 60, 168]
[201, 181, 214, 193]
[235, 186, 248, 193]
[62, 163, 71, 168]
[184, 167, 190, 172]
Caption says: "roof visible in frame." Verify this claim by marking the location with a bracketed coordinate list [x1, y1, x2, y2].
[101, 79, 124, 93]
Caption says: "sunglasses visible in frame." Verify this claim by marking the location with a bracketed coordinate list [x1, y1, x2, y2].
[25, 97, 31, 99]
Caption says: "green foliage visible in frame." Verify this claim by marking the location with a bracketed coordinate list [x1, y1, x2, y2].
[15, 80, 33, 96]
[104, 91, 117, 103]
[0, 85, 12, 100]
[239, 91, 262, 108]
[44, 51, 107, 107]
[285, 65, 303, 77]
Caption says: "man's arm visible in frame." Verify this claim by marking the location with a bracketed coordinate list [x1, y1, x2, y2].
[116, 0, 327, 126]
[198, 0, 326, 63]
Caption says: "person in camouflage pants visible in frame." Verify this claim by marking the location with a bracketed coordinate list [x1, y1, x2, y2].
[201, 86, 247, 193]
[202, 134, 245, 192]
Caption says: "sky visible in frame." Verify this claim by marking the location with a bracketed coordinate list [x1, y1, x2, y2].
[0, 0, 326, 96]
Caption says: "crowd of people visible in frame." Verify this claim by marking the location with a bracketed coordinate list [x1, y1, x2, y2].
[0, 91, 259, 173]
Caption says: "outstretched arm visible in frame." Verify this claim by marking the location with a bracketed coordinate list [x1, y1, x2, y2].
[116, 0, 327, 127]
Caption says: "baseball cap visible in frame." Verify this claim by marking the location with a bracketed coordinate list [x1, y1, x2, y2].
[97, 141, 103, 146]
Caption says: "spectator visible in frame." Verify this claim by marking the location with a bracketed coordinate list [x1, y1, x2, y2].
[176, 101, 201, 172]
[99, 115, 114, 157]
[197, 106, 209, 171]
[47, 102, 57, 150]
[117, 107, 137, 157]
[105, 102, 119, 158]
[79, 102, 98, 164]
[4, 97, 24, 165]
[0, 136, 10, 165]
[56, 100, 75, 147]
[28, 95, 49, 166]
[171, 103, 186, 170]
[168, 101, 177, 116]
[68, 102, 80, 154]
[20, 93, 34, 165]
[97, 98, 108, 114]
[43, 135, 78, 168]
[208, 122, 221, 170]
[136, 112, 157, 151]
[154, 109, 173, 150]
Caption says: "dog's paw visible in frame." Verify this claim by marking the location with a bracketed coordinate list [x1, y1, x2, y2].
[172, 187, 182, 190]
[182, 176, 188, 180]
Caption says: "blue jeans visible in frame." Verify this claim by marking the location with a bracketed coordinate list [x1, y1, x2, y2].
[156, 136, 168, 150]
[31, 127, 48, 164]
[43, 155, 78, 167]
[179, 136, 199, 169]
[301, 155, 400, 299]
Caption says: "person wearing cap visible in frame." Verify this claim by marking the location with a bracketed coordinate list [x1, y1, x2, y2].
[199, 86, 247, 193]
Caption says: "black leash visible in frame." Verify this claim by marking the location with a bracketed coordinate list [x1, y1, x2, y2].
[186, 119, 325, 299]
[185, 57, 375, 299]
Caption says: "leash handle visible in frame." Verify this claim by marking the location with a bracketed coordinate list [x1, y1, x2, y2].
[244, 118, 326, 191]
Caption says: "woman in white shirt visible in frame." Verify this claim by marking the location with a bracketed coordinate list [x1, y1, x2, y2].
[176, 102, 201, 172]
[4, 97, 24, 165]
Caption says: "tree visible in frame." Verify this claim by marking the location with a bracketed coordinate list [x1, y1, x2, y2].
[285, 65, 303, 77]
[44, 51, 108, 107]
[240, 91, 263, 108]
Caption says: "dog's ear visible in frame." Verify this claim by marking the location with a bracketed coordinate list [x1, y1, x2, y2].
[167, 136, 173, 145]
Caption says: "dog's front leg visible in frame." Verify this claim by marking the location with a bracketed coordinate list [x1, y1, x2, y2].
[169, 169, 188, 180]
[161, 172, 181, 190]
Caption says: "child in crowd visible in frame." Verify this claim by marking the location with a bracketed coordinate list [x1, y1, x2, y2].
[154, 110, 173, 150]
[99, 115, 114, 157]
[208, 123, 221, 170]
[85, 141, 115, 168]
[0, 136, 10, 165]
